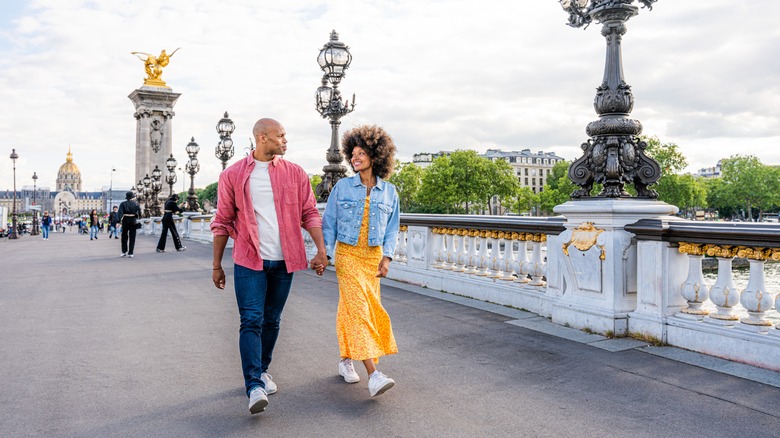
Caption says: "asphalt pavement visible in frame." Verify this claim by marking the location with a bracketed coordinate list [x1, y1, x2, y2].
[1, 231, 779, 437]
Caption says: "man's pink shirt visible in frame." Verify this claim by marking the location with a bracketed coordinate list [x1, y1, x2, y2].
[210, 154, 322, 272]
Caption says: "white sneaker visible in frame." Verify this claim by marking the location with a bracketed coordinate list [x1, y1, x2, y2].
[121, 253, 127, 257]
[248, 387, 268, 414]
[338, 358, 360, 383]
[261, 373, 277, 395]
[368, 371, 395, 397]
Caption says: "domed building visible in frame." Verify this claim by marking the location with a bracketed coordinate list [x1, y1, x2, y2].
[56, 147, 83, 192]
[51, 148, 102, 220]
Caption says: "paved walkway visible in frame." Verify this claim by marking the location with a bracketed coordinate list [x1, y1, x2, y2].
[1, 231, 779, 437]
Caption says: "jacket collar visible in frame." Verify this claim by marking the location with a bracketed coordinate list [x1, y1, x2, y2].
[348, 173, 386, 190]
[244, 154, 282, 167]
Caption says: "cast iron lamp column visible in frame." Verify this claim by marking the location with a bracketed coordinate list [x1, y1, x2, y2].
[559, 0, 661, 198]
[165, 154, 178, 196]
[109, 166, 115, 212]
[142, 174, 152, 218]
[151, 165, 163, 216]
[31, 171, 39, 235]
[215, 112, 235, 171]
[9, 149, 19, 239]
[185, 137, 200, 212]
[314, 30, 356, 202]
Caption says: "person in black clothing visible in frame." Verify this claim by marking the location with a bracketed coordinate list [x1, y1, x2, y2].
[108, 206, 120, 239]
[156, 193, 186, 253]
[118, 191, 142, 258]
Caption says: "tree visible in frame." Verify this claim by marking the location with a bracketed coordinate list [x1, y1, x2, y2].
[509, 186, 540, 215]
[539, 160, 575, 214]
[718, 155, 780, 220]
[643, 135, 687, 175]
[388, 162, 423, 212]
[310, 174, 322, 197]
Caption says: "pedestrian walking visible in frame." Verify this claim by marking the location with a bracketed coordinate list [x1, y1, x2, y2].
[118, 191, 142, 257]
[156, 194, 186, 253]
[108, 206, 120, 239]
[41, 211, 52, 240]
[322, 125, 401, 397]
[210, 117, 328, 415]
[88, 209, 99, 240]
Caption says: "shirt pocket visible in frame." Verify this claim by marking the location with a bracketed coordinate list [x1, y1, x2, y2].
[283, 185, 299, 204]
[337, 200, 358, 226]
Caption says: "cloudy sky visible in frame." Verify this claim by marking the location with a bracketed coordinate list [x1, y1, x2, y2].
[1, 0, 779, 192]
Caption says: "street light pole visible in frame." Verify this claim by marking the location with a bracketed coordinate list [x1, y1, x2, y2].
[185, 137, 201, 212]
[9, 149, 19, 239]
[559, 0, 661, 199]
[109, 166, 115, 213]
[215, 112, 236, 171]
[165, 154, 178, 196]
[31, 171, 39, 235]
[314, 30, 355, 203]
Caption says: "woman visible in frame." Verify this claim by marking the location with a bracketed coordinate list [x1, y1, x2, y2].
[41, 211, 52, 240]
[88, 209, 99, 240]
[322, 125, 401, 397]
[156, 193, 186, 253]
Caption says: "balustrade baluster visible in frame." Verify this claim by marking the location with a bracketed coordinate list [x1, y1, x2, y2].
[395, 228, 408, 263]
[443, 231, 456, 270]
[501, 237, 516, 281]
[740, 257, 774, 330]
[679, 245, 709, 317]
[487, 233, 504, 278]
[513, 238, 530, 283]
[524, 238, 546, 286]
[708, 252, 740, 324]
[432, 230, 446, 269]
[464, 231, 479, 275]
[453, 231, 468, 272]
[476, 232, 490, 276]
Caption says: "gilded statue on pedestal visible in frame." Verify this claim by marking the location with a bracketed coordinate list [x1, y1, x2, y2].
[131, 48, 180, 87]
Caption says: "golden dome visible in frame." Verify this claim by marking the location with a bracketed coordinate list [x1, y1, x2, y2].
[58, 147, 81, 175]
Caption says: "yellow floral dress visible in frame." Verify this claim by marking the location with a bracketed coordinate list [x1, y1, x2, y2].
[335, 196, 398, 362]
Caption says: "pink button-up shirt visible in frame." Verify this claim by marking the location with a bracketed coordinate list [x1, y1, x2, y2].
[211, 154, 322, 273]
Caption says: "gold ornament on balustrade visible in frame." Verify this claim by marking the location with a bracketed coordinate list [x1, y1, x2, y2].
[399, 225, 408, 232]
[562, 222, 606, 260]
[680, 242, 780, 261]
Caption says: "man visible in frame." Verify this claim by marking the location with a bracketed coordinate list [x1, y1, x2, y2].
[211, 118, 328, 415]
[118, 191, 141, 258]
[108, 206, 120, 239]
[156, 193, 186, 253]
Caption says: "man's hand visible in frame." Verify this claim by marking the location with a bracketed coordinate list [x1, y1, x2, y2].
[376, 256, 391, 278]
[212, 267, 226, 289]
[310, 251, 329, 276]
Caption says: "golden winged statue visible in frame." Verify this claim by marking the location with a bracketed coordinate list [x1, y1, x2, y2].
[131, 48, 180, 87]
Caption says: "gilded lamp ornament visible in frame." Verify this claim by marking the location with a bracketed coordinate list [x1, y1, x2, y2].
[559, 0, 661, 198]
[131, 48, 180, 88]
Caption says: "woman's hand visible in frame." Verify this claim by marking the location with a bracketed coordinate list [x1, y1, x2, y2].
[376, 256, 391, 278]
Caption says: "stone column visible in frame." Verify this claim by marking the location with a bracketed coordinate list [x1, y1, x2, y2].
[128, 86, 181, 190]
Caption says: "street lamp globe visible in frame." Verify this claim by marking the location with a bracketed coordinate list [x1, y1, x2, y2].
[151, 165, 162, 181]
[317, 30, 352, 84]
[315, 78, 333, 113]
[186, 137, 200, 157]
[216, 112, 235, 138]
[166, 153, 178, 172]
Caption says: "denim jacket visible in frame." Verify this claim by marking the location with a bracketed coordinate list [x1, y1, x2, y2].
[322, 174, 400, 260]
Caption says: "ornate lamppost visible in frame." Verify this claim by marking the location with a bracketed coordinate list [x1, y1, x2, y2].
[141, 174, 152, 218]
[151, 165, 163, 216]
[109, 166, 115, 213]
[215, 111, 235, 171]
[9, 149, 19, 239]
[185, 137, 200, 212]
[314, 30, 356, 202]
[559, 0, 661, 198]
[31, 171, 39, 235]
[165, 154, 178, 196]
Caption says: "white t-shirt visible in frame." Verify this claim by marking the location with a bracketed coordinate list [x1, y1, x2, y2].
[250, 160, 284, 260]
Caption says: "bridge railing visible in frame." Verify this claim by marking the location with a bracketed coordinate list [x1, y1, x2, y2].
[625, 219, 780, 370]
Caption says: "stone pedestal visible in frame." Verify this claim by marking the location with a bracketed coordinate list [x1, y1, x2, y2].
[128, 86, 181, 187]
[548, 199, 679, 335]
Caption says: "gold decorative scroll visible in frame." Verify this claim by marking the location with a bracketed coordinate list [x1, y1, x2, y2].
[680, 242, 779, 261]
[430, 227, 546, 242]
[562, 222, 606, 260]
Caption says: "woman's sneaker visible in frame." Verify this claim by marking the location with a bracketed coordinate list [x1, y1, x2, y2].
[260, 373, 277, 395]
[368, 371, 394, 397]
[248, 387, 268, 414]
[338, 358, 360, 383]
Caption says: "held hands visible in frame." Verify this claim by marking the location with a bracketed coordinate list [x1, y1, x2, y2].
[310, 251, 329, 276]
[376, 256, 391, 278]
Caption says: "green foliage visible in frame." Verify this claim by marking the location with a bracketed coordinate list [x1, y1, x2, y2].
[715, 155, 780, 220]
[310, 174, 322, 196]
[539, 160, 574, 214]
[643, 135, 687, 175]
[510, 186, 540, 215]
[197, 182, 218, 207]
[388, 162, 424, 213]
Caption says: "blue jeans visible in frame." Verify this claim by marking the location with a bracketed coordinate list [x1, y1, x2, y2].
[42, 225, 49, 239]
[109, 225, 118, 238]
[233, 261, 294, 396]
[89, 225, 98, 239]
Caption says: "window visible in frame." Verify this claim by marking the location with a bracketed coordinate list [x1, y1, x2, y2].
[524, 168, 528, 176]
[524, 178, 528, 185]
